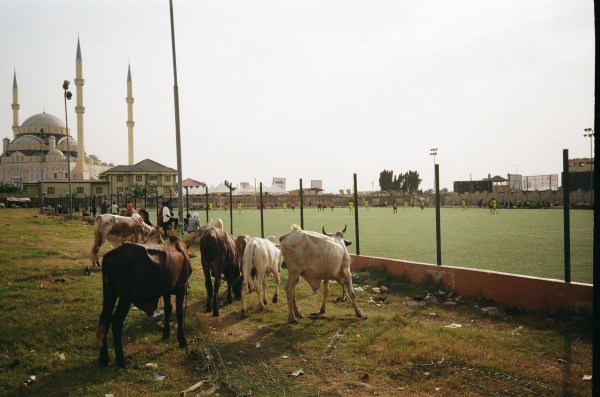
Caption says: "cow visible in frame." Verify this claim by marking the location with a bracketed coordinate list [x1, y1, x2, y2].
[91, 213, 163, 267]
[96, 235, 192, 368]
[279, 226, 366, 324]
[199, 227, 242, 317]
[240, 237, 283, 317]
[120, 208, 153, 226]
[183, 218, 224, 248]
[235, 234, 251, 270]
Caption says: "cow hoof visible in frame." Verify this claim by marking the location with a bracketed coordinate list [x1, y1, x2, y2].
[179, 340, 187, 348]
[272, 296, 278, 304]
[241, 310, 247, 318]
[288, 319, 299, 325]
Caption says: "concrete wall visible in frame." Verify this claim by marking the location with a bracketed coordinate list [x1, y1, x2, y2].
[350, 254, 593, 318]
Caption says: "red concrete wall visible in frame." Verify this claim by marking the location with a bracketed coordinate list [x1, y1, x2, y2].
[350, 255, 593, 317]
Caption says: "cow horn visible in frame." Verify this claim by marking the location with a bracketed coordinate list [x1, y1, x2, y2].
[342, 224, 347, 233]
[322, 226, 327, 235]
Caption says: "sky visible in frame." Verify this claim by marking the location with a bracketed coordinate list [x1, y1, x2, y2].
[0, 0, 595, 193]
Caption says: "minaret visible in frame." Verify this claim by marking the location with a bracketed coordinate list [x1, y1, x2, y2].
[72, 37, 90, 179]
[126, 63, 135, 165]
[12, 70, 20, 138]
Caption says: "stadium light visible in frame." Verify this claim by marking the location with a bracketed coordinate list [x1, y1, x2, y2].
[430, 148, 438, 164]
[583, 128, 594, 203]
[63, 80, 73, 215]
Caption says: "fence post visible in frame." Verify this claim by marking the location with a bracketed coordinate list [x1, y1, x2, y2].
[299, 179, 304, 230]
[435, 164, 442, 266]
[353, 173, 360, 255]
[562, 149, 571, 283]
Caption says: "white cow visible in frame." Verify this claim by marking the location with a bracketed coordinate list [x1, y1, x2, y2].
[91, 214, 163, 267]
[241, 237, 283, 317]
[279, 226, 366, 324]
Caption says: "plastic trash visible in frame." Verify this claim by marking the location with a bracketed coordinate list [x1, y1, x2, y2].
[153, 373, 166, 381]
[289, 369, 304, 377]
[444, 323, 463, 328]
[22, 375, 36, 387]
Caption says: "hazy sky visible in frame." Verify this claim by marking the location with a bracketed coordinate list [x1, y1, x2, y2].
[0, 0, 595, 193]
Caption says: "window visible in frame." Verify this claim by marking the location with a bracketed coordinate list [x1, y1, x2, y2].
[96, 187, 103, 194]
[136, 175, 143, 182]
[77, 187, 84, 194]
[148, 175, 157, 181]
[165, 175, 171, 182]
[48, 187, 55, 194]
[164, 187, 171, 194]
[117, 187, 124, 194]
[54, 173, 58, 179]
[117, 176, 124, 182]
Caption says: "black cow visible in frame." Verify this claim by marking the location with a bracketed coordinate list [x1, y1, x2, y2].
[96, 236, 192, 368]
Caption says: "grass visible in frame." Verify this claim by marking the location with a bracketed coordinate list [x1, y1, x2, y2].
[0, 208, 593, 396]
[181, 205, 593, 283]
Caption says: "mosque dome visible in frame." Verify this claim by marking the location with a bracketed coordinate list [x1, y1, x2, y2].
[22, 112, 66, 128]
[47, 148, 64, 157]
[57, 136, 77, 146]
[12, 135, 41, 145]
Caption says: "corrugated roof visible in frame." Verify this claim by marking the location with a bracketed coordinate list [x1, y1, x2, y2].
[182, 178, 206, 187]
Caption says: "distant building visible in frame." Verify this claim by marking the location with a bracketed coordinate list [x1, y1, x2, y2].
[99, 159, 178, 200]
[1, 38, 166, 205]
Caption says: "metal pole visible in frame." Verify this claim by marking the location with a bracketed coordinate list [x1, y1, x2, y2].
[39, 128, 44, 213]
[299, 179, 304, 230]
[260, 182, 264, 238]
[169, 0, 185, 230]
[205, 186, 209, 223]
[185, 186, 189, 217]
[562, 149, 571, 282]
[435, 164, 442, 266]
[353, 173, 360, 256]
[229, 187, 233, 235]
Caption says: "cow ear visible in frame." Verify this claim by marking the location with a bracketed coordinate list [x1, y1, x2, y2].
[344, 240, 352, 247]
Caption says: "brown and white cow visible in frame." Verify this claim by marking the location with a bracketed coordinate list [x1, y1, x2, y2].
[235, 234, 251, 271]
[199, 227, 242, 317]
[279, 226, 366, 324]
[96, 235, 192, 368]
[91, 213, 163, 267]
[241, 237, 283, 317]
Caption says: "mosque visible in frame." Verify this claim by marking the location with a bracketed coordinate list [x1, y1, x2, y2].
[0, 39, 150, 204]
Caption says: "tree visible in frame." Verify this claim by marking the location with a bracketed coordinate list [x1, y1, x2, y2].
[401, 170, 421, 193]
[0, 182, 23, 194]
[379, 169, 422, 192]
[378, 170, 395, 191]
[131, 184, 150, 199]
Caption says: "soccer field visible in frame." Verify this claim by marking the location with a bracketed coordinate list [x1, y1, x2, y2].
[183, 205, 593, 284]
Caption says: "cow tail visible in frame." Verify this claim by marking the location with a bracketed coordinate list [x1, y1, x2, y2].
[249, 243, 257, 281]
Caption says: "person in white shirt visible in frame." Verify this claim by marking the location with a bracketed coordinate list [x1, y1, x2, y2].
[110, 201, 119, 215]
[162, 202, 179, 234]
